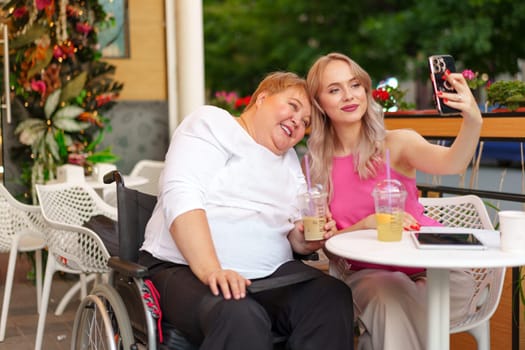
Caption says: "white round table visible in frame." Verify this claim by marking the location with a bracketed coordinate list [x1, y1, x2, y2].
[325, 227, 525, 350]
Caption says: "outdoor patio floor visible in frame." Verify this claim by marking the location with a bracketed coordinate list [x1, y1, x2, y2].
[0, 253, 78, 350]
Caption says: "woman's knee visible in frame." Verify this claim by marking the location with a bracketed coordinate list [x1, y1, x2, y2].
[199, 298, 274, 349]
[353, 271, 421, 306]
[206, 297, 272, 332]
[305, 275, 354, 319]
[313, 272, 352, 292]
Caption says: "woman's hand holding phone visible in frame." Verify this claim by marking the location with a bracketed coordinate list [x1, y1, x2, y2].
[428, 54, 461, 115]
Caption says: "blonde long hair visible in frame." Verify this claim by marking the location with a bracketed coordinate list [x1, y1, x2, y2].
[306, 52, 386, 195]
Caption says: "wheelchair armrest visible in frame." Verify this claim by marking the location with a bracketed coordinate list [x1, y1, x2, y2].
[247, 268, 323, 294]
[293, 251, 319, 261]
[108, 256, 150, 278]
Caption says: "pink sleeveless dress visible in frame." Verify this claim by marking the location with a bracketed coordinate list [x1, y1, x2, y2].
[330, 154, 441, 275]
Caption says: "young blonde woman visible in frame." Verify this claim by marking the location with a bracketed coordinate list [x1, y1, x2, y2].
[306, 52, 483, 350]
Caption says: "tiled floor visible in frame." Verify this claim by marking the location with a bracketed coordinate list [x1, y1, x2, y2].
[0, 253, 78, 350]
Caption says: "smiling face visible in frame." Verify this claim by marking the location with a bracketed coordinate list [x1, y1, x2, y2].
[252, 87, 311, 155]
[317, 59, 368, 127]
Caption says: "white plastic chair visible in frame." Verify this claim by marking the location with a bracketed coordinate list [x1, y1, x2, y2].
[419, 194, 503, 350]
[129, 159, 164, 196]
[102, 160, 164, 206]
[0, 185, 46, 342]
[34, 182, 117, 350]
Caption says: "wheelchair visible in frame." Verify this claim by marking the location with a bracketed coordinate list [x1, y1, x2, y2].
[70, 170, 319, 350]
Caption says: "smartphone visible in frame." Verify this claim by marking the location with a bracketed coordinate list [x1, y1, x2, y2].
[410, 231, 487, 250]
[428, 54, 460, 115]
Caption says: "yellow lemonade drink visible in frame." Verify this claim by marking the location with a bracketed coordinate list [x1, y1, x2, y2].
[303, 216, 327, 241]
[376, 212, 403, 242]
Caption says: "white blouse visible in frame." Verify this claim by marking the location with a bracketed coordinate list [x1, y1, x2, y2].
[141, 105, 306, 279]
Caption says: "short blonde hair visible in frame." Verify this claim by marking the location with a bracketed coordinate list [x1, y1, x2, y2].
[244, 71, 311, 111]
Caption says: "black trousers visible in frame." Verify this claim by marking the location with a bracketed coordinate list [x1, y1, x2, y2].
[140, 251, 354, 350]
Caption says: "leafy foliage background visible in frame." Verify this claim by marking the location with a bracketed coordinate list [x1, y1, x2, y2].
[204, 0, 525, 105]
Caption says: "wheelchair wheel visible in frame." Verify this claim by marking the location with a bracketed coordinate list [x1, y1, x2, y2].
[71, 284, 135, 350]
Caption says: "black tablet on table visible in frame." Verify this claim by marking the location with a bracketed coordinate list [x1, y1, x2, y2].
[410, 230, 487, 250]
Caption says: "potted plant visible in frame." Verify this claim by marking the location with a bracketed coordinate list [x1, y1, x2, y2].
[487, 80, 525, 112]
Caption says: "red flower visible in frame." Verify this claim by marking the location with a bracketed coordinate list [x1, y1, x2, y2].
[68, 153, 86, 166]
[234, 96, 251, 109]
[13, 6, 28, 19]
[30, 79, 47, 95]
[372, 88, 390, 102]
[53, 41, 76, 60]
[35, 0, 53, 11]
[95, 93, 117, 107]
[462, 69, 476, 81]
[76, 22, 93, 35]
[66, 5, 80, 17]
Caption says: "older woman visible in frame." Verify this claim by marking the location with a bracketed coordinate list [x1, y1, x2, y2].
[139, 71, 354, 350]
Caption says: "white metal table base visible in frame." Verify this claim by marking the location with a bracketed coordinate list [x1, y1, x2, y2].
[427, 268, 450, 350]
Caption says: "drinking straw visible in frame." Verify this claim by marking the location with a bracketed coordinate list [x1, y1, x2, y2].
[303, 154, 314, 212]
[304, 154, 312, 192]
[385, 149, 392, 207]
[385, 148, 391, 181]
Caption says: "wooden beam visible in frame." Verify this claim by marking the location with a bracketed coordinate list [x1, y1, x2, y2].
[384, 111, 525, 140]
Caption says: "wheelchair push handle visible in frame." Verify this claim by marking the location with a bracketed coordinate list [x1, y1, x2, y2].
[103, 170, 125, 185]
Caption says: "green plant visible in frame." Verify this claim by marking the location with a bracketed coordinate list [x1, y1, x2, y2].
[3, 0, 123, 201]
[487, 80, 525, 111]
